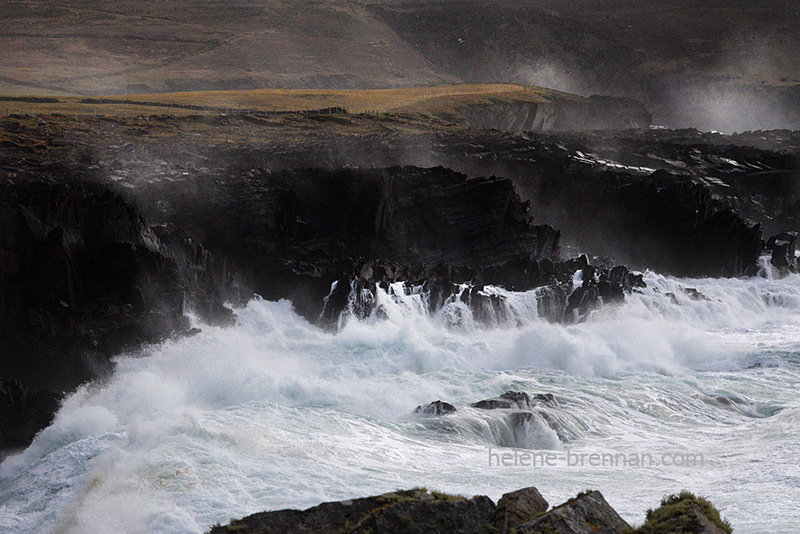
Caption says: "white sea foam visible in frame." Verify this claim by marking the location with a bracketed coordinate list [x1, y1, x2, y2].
[1, 273, 800, 533]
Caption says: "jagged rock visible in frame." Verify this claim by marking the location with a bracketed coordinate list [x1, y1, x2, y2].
[495, 487, 549, 534]
[209, 487, 735, 534]
[517, 490, 631, 534]
[414, 400, 457, 415]
[208, 489, 495, 534]
[0, 180, 239, 419]
[768, 231, 798, 273]
[533, 393, 558, 407]
[349, 494, 495, 534]
[472, 390, 532, 410]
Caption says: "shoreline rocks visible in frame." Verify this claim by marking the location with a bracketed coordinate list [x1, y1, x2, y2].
[209, 486, 733, 534]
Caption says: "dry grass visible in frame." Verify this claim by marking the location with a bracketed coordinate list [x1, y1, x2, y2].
[0, 83, 563, 117]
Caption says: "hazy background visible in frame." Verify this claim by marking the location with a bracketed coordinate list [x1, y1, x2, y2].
[1, 0, 799, 132]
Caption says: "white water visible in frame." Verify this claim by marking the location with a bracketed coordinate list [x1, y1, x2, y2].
[2, 272, 800, 533]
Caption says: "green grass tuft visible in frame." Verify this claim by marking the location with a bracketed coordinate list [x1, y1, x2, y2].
[637, 490, 732, 534]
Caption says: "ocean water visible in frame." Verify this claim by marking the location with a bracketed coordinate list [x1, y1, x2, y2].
[1, 271, 800, 533]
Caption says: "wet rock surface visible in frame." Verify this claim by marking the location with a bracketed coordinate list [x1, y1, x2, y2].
[414, 400, 457, 415]
[2, 113, 797, 450]
[419, 390, 578, 448]
[0, 179, 240, 445]
[0, 378, 59, 450]
[767, 231, 798, 274]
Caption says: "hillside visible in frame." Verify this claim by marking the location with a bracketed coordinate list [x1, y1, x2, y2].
[0, 84, 652, 132]
[1, 0, 798, 131]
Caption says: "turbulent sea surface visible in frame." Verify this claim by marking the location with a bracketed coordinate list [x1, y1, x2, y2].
[2, 270, 800, 533]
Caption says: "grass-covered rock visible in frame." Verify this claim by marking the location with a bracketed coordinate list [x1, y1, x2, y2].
[636, 491, 732, 534]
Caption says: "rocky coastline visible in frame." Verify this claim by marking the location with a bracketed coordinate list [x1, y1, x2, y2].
[208, 486, 732, 534]
[1, 111, 798, 486]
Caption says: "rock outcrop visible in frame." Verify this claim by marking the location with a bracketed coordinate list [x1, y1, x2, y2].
[495, 487, 550, 534]
[414, 400, 457, 415]
[209, 487, 733, 534]
[135, 165, 641, 325]
[636, 491, 732, 534]
[517, 490, 630, 534]
[208, 489, 495, 534]
[418, 390, 578, 448]
[0, 180, 239, 446]
[767, 231, 798, 274]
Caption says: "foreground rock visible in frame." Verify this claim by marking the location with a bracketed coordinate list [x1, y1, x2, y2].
[208, 489, 495, 534]
[637, 491, 732, 534]
[209, 487, 733, 534]
[495, 487, 549, 533]
[517, 490, 630, 533]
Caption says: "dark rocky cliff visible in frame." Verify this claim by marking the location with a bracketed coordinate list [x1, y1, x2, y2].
[0, 165, 641, 448]
[447, 95, 652, 133]
[134, 165, 566, 322]
[0, 180, 238, 430]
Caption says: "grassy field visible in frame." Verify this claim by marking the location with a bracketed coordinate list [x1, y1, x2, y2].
[0, 83, 567, 117]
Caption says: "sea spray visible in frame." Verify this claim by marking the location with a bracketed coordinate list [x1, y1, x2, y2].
[1, 273, 799, 533]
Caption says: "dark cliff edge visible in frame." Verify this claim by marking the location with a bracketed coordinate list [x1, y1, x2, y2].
[0, 180, 240, 448]
[126, 165, 646, 325]
[0, 166, 643, 449]
[208, 486, 732, 534]
[416, 94, 652, 133]
[0, 158, 772, 449]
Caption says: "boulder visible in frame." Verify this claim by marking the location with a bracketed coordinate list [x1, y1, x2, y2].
[768, 231, 798, 273]
[414, 400, 457, 415]
[472, 390, 532, 410]
[517, 490, 630, 534]
[495, 487, 549, 533]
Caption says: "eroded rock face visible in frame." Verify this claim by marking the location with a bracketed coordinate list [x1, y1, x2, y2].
[472, 391, 534, 410]
[0, 180, 237, 393]
[495, 487, 549, 534]
[447, 96, 651, 133]
[140, 165, 604, 324]
[517, 490, 631, 534]
[768, 231, 798, 274]
[207, 489, 495, 534]
[0, 378, 59, 450]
